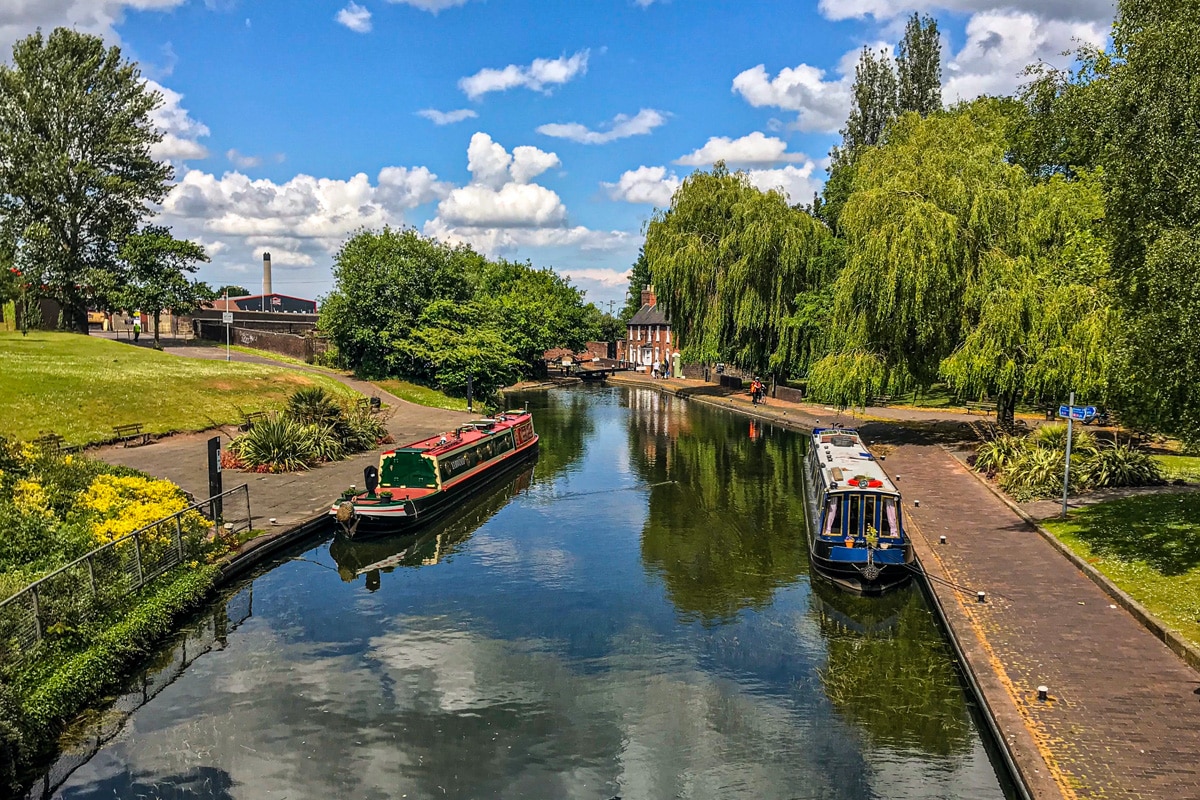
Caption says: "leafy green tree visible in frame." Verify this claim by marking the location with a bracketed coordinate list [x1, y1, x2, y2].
[116, 226, 213, 349]
[216, 284, 250, 298]
[896, 13, 942, 117]
[620, 248, 653, 322]
[320, 227, 480, 378]
[1008, 56, 1108, 180]
[643, 163, 835, 380]
[405, 300, 523, 395]
[584, 303, 624, 344]
[478, 259, 592, 370]
[0, 29, 172, 333]
[844, 47, 898, 151]
[808, 101, 1114, 423]
[1099, 0, 1200, 446]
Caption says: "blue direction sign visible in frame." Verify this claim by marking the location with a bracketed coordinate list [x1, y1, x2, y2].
[1060, 404, 1097, 421]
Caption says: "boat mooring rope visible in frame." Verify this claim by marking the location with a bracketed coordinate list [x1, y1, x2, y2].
[534, 480, 678, 502]
[903, 560, 1011, 602]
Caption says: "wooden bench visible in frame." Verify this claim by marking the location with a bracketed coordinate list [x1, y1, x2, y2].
[241, 411, 269, 431]
[874, 395, 894, 407]
[964, 400, 994, 415]
[113, 423, 151, 447]
[356, 396, 382, 412]
[33, 433, 83, 454]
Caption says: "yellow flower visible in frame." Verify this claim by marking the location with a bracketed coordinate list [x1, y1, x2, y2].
[82, 474, 210, 545]
[13, 479, 49, 515]
[63, 454, 73, 465]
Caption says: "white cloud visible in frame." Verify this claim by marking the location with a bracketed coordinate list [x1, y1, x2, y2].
[604, 165, 680, 206]
[226, 149, 262, 169]
[416, 108, 479, 125]
[817, 0, 1114, 26]
[424, 132, 631, 258]
[733, 62, 851, 134]
[537, 109, 667, 145]
[675, 132, 808, 168]
[386, 0, 475, 12]
[0, 0, 187, 54]
[943, 11, 1109, 101]
[335, 1, 372, 32]
[459, 51, 590, 101]
[561, 267, 633, 287]
[745, 163, 821, 203]
[146, 79, 210, 161]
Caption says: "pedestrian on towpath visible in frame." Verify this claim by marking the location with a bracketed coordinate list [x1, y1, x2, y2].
[132, 315, 141, 342]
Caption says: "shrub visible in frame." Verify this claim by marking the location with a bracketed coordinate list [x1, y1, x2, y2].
[337, 405, 389, 452]
[304, 424, 345, 463]
[286, 386, 342, 427]
[1000, 446, 1068, 501]
[974, 435, 1024, 475]
[1033, 424, 1098, 456]
[227, 416, 316, 472]
[1077, 443, 1163, 488]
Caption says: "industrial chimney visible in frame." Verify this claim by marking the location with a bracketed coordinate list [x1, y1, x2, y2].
[262, 252, 272, 297]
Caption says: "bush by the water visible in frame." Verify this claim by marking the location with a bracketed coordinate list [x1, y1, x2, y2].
[226, 387, 389, 473]
[975, 425, 1162, 500]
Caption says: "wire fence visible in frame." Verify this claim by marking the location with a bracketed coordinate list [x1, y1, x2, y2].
[0, 485, 252, 670]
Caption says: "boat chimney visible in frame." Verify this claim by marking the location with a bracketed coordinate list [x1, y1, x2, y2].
[262, 252, 272, 297]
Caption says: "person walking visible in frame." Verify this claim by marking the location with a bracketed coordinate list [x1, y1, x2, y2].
[132, 314, 141, 342]
[652, 360, 661, 380]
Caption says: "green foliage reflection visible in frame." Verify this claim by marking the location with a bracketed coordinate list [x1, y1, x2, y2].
[812, 579, 973, 756]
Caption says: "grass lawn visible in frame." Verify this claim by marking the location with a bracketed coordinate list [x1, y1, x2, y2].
[374, 378, 470, 412]
[1156, 454, 1200, 484]
[0, 331, 358, 445]
[1041, 492, 1200, 650]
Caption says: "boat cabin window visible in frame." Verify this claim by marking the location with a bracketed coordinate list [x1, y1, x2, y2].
[848, 494, 862, 538]
[822, 496, 842, 537]
[863, 495, 876, 535]
[880, 497, 900, 537]
[438, 431, 516, 482]
[380, 451, 438, 489]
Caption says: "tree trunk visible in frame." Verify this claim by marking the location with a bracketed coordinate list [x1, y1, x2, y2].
[153, 310, 162, 350]
[997, 392, 1017, 431]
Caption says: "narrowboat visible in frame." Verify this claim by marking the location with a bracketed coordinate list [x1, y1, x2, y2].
[802, 427, 913, 594]
[331, 410, 538, 538]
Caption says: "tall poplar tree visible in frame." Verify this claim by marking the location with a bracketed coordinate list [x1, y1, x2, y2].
[620, 248, 653, 322]
[0, 29, 171, 333]
[643, 164, 835, 380]
[896, 13, 942, 117]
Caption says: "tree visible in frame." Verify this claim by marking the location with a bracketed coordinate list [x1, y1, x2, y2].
[620, 248, 653, 322]
[1099, 0, 1200, 446]
[643, 163, 835, 380]
[117, 226, 213, 349]
[0, 29, 172, 333]
[320, 227, 480, 378]
[584, 303, 624, 344]
[1008, 56, 1108, 181]
[217, 285, 251, 298]
[896, 13, 942, 117]
[843, 47, 898, 151]
[477, 259, 593, 371]
[807, 101, 1114, 424]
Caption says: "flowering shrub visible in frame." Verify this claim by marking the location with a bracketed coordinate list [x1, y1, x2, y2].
[81, 474, 209, 545]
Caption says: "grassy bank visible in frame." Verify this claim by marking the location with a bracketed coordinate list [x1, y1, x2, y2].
[1156, 454, 1200, 484]
[0, 332, 356, 445]
[1042, 493, 1200, 650]
[373, 378, 470, 412]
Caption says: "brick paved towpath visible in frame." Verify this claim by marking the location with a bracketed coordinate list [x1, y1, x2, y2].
[610, 371, 1200, 800]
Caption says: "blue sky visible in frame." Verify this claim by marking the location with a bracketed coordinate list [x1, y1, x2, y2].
[1, 0, 1114, 309]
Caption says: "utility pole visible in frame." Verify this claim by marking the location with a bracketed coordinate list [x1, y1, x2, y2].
[606, 300, 615, 315]
[1062, 390, 1075, 518]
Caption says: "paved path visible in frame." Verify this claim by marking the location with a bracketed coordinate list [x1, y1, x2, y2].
[610, 370, 1200, 800]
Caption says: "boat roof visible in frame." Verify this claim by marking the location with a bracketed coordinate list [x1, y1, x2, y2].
[383, 412, 531, 459]
[810, 428, 899, 494]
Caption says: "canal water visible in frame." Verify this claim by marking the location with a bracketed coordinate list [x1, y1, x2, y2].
[33, 385, 1016, 800]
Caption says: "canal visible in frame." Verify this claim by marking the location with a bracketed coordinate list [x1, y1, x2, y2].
[33, 385, 1017, 799]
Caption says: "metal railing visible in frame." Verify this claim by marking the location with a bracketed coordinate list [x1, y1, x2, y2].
[0, 485, 252, 669]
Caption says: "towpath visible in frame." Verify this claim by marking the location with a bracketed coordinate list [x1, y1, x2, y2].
[610, 370, 1200, 800]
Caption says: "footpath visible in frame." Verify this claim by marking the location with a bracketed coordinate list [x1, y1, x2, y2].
[609, 371, 1200, 800]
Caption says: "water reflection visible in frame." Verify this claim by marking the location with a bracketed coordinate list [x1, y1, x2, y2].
[628, 390, 809, 623]
[36, 385, 1014, 800]
[811, 579, 974, 755]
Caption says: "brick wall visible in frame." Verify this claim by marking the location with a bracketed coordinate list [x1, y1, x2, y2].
[774, 385, 805, 404]
[195, 320, 313, 361]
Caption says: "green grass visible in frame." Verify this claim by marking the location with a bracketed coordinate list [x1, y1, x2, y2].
[373, 378, 470, 412]
[1156, 454, 1200, 484]
[0, 331, 358, 445]
[1042, 492, 1200, 650]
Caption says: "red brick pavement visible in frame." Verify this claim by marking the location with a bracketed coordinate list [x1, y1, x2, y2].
[888, 444, 1200, 800]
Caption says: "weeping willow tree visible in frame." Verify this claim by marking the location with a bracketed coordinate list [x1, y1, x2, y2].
[643, 163, 835, 380]
[808, 99, 1114, 421]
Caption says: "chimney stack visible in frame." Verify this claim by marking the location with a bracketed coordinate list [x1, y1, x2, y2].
[262, 252, 272, 297]
[640, 284, 656, 308]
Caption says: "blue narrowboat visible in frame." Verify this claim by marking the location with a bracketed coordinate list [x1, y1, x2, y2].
[802, 427, 914, 594]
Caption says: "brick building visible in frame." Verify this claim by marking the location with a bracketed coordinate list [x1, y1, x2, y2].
[625, 286, 679, 376]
